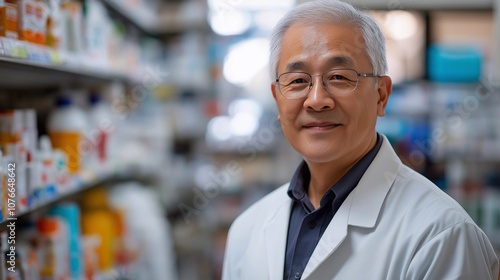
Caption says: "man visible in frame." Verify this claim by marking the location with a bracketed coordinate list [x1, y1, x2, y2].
[222, 1, 499, 279]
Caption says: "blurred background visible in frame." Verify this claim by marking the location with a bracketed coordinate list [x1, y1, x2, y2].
[0, 0, 499, 279]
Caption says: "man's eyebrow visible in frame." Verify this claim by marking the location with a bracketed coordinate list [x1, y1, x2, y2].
[327, 56, 354, 67]
[285, 61, 306, 71]
[284, 56, 355, 72]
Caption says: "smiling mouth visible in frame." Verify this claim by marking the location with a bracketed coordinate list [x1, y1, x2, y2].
[303, 123, 341, 129]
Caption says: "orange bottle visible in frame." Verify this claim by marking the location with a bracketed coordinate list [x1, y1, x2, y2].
[37, 216, 70, 280]
[80, 188, 118, 271]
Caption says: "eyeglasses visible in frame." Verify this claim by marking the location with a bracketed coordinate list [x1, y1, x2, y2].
[275, 68, 381, 99]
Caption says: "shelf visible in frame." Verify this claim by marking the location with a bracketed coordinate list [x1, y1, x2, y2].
[102, 0, 209, 35]
[0, 56, 131, 89]
[0, 172, 153, 232]
[0, 38, 136, 89]
[297, 0, 493, 10]
[101, 0, 160, 34]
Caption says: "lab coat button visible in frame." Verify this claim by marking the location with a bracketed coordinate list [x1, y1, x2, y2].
[308, 221, 315, 229]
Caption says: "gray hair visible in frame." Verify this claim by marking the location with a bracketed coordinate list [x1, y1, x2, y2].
[269, 0, 387, 78]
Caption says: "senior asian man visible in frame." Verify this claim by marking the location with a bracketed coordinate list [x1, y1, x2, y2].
[222, 1, 499, 279]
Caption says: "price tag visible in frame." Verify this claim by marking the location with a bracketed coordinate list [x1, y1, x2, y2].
[0, 37, 4, 56]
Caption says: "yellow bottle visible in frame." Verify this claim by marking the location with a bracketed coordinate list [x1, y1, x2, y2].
[80, 187, 118, 271]
[47, 95, 88, 174]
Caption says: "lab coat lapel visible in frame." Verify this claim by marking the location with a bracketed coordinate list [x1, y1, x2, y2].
[301, 136, 401, 278]
[264, 198, 293, 280]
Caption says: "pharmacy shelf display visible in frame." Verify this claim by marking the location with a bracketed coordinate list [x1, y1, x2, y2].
[0, 38, 136, 89]
[0, 172, 152, 232]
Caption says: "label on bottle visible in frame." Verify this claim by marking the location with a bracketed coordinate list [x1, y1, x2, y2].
[49, 132, 81, 174]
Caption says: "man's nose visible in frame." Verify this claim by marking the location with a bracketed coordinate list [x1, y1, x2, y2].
[303, 76, 336, 112]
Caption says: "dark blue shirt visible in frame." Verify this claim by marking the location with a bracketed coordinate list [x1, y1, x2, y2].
[283, 133, 382, 280]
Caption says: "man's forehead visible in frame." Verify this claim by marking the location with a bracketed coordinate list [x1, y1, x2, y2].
[282, 22, 364, 50]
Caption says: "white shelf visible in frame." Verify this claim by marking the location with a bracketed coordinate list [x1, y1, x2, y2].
[0, 38, 136, 88]
[0, 171, 154, 231]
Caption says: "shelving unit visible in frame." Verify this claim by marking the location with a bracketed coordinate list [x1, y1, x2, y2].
[0, 38, 137, 88]
[0, 0, 180, 279]
[0, 56, 132, 89]
[0, 0, 167, 225]
[0, 172, 154, 231]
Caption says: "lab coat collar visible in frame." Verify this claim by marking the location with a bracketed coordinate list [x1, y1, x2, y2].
[347, 135, 402, 228]
[302, 135, 402, 278]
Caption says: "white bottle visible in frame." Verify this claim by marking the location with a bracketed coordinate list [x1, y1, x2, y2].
[47, 95, 88, 174]
[85, 93, 115, 175]
[39, 135, 57, 201]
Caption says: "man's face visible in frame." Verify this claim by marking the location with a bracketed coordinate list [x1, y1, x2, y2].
[271, 22, 391, 165]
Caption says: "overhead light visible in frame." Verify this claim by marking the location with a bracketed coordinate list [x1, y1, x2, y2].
[223, 38, 270, 85]
[385, 11, 418, 41]
[207, 116, 232, 141]
[228, 99, 263, 118]
[208, 3, 251, 35]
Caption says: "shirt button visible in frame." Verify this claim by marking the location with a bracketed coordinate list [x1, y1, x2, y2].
[308, 221, 315, 229]
[294, 272, 301, 279]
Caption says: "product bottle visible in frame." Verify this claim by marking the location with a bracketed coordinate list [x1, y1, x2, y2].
[47, 95, 88, 174]
[0, 110, 27, 215]
[46, 0, 61, 49]
[37, 216, 69, 280]
[48, 203, 82, 280]
[38, 135, 57, 202]
[83, 0, 110, 69]
[17, 220, 41, 280]
[80, 187, 118, 272]
[86, 93, 114, 174]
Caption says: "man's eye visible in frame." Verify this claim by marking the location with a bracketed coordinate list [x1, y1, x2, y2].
[330, 75, 347, 80]
[291, 78, 309, 84]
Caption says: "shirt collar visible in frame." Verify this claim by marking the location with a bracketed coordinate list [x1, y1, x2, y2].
[287, 133, 383, 210]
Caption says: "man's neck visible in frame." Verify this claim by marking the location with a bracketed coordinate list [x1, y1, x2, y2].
[306, 135, 378, 209]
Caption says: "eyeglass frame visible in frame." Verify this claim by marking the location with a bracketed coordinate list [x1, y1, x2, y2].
[275, 68, 383, 99]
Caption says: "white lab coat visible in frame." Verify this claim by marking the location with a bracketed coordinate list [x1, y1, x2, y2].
[222, 136, 499, 280]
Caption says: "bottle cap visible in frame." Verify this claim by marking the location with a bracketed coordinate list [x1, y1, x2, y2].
[56, 96, 72, 107]
[37, 217, 58, 233]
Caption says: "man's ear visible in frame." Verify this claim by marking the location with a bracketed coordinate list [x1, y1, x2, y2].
[271, 82, 278, 101]
[271, 82, 281, 122]
[376, 76, 392, 117]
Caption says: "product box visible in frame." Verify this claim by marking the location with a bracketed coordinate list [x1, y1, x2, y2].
[427, 44, 482, 83]
[18, 0, 47, 45]
[0, 1, 19, 39]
